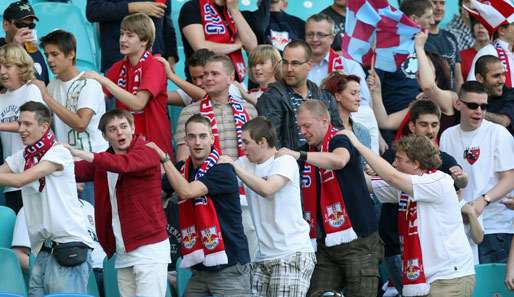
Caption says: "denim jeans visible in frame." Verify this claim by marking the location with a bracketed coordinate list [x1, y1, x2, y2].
[383, 254, 403, 295]
[478, 233, 513, 264]
[29, 249, 91, 297]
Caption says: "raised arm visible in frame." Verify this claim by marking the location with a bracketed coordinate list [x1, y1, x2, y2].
[0, 160, 62, 189]
[32, 80, 94, 133]
[226, 0, 258, 53]
[219, 156, 289, 198]
[276, 147, 350, 171]
[415, 32, 456, 115]
[337, 129, 414, 196]
[368, 69, 409, 130]
[147, 142, 208, 200]
[83, 71, 150, 111]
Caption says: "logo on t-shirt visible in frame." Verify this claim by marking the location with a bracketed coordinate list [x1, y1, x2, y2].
[401, 53, 418, 79]
[463, 146, 480, 165]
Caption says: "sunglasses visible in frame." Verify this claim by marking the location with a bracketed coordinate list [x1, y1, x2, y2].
[459, 99, 488, 110]
[13, 22, 36, 29]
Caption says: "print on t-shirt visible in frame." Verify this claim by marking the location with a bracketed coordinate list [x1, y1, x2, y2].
[401, 53, 418, 79]
[463, 146, 480, 165]
[64, 79, 94, 152]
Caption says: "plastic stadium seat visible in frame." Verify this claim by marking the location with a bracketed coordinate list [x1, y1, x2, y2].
[44, 294, 94, 297]
[0, 206, 16, 248]
[472, 263, 514, 297]
[32, 2, 100, 71]
[87, 271, 99, 297]
[0, 248, 27, 296]
[102, 256, 119, 297]
[0, 294, 24, 297]
[176, 258, 192, 297]
[284, 0, 332, 21]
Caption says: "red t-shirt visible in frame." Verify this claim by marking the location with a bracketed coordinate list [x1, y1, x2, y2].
[459, 47, 478, 80]
[105, 55, 173, 158]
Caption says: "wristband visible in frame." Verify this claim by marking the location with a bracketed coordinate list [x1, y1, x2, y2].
[482, 194, 491, 206]
[298, 151, 308, 162]
[160, 153, 171, 164]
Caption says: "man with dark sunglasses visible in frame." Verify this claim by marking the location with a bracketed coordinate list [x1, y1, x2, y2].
[440, 81, 514, 265]
[474, 55, 514, 135]
[1, 1, 49, 85]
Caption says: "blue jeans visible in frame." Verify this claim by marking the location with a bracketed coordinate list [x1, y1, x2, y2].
[29, 249, 91, 297]
[478, 233, 513, 264]
[383, 254, 403, 295]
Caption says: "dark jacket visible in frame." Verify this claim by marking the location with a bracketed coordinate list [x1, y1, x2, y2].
[256, 80, 343, 150]
[75, 135, 168, 257]
[86, 0, 179, 72]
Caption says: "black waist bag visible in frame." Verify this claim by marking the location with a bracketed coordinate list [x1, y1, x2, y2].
[53, 242, 90, 267]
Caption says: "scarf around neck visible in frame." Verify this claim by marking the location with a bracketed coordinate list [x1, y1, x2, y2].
[179, 146, 228, 268]
[24, 129, 56, 192]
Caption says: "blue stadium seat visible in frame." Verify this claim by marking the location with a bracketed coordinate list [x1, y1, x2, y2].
[86, 271, 99, 297]
[0, 248, 27, 296]
[45, 293, 93, 297]
[175, 258, 191, 297]
[284, 0, 332, 21]
[0, 294, 24, 297]
[32, 2, 100, 71]
[102, 256, 119, 297]
[472, 263, 514, 297]
[0, 206, 16, 248]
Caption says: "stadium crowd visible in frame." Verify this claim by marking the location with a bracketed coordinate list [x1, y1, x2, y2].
[0, 0, 513, 297]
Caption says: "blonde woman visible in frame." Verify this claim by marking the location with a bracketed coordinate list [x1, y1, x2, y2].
[238, 45, 282, 105]
[0, 43, 43, 213]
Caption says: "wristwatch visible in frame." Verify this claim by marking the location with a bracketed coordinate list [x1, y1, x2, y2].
[298, 151, 308, 162]
[160, 153, 171, 164]
[481, 194, 491, 206]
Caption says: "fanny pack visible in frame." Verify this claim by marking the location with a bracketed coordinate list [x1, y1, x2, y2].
[52, 241, 90, 267]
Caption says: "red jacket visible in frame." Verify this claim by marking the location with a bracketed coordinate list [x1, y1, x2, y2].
[75, 135, 168, 257]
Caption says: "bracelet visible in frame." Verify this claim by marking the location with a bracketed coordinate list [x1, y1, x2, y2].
[298, 151, 308, 162]
[160, 153, 171, 164]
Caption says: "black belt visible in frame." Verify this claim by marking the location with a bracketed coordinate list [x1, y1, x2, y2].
[40, 240, 57, 254]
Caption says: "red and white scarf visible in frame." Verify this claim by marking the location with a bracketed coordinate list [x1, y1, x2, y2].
[302, 125, 357, 250]
[116, 50, 151, 97]
[179, 147, 228, 268]
[199, 0, 246, 81]
[494, 40, 512, 88]
[398, 190, 430, 296]
[328, 49, 345, 73]
[24, 129, 56, 192]
[200, 95, 250, 203]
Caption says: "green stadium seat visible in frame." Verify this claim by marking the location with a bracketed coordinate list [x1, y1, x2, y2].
[175, 258, 191, 297]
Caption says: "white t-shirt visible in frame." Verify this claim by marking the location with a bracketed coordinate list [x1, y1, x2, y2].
[12, 202, 107, 268]
[467, 39, 514, 88]
[0, 83, 44, 192]
[48, 73, 108, 153]
[6, 144, 93, 253]
[440, 120, 514, 234]
[372, 171, 475, 284]
[106, 172, 170, 269]
[177, 84, 243, 105]
[235, 155, 313, 262]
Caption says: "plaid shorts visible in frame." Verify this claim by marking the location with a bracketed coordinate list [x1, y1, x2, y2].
[252, 251, 316, 297]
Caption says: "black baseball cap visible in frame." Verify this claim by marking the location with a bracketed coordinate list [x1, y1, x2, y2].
[3, 1, 39, 22]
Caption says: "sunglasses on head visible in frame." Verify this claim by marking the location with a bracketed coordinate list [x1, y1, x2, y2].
[459, 99, 488, 110]
[13, 22, 36, 29]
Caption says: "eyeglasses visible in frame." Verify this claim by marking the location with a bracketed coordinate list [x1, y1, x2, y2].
[459, 99, 488, 110]
[305, 32, 332, 39]
[281, 59, 309, 67]
[13, 21, 36, 29]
